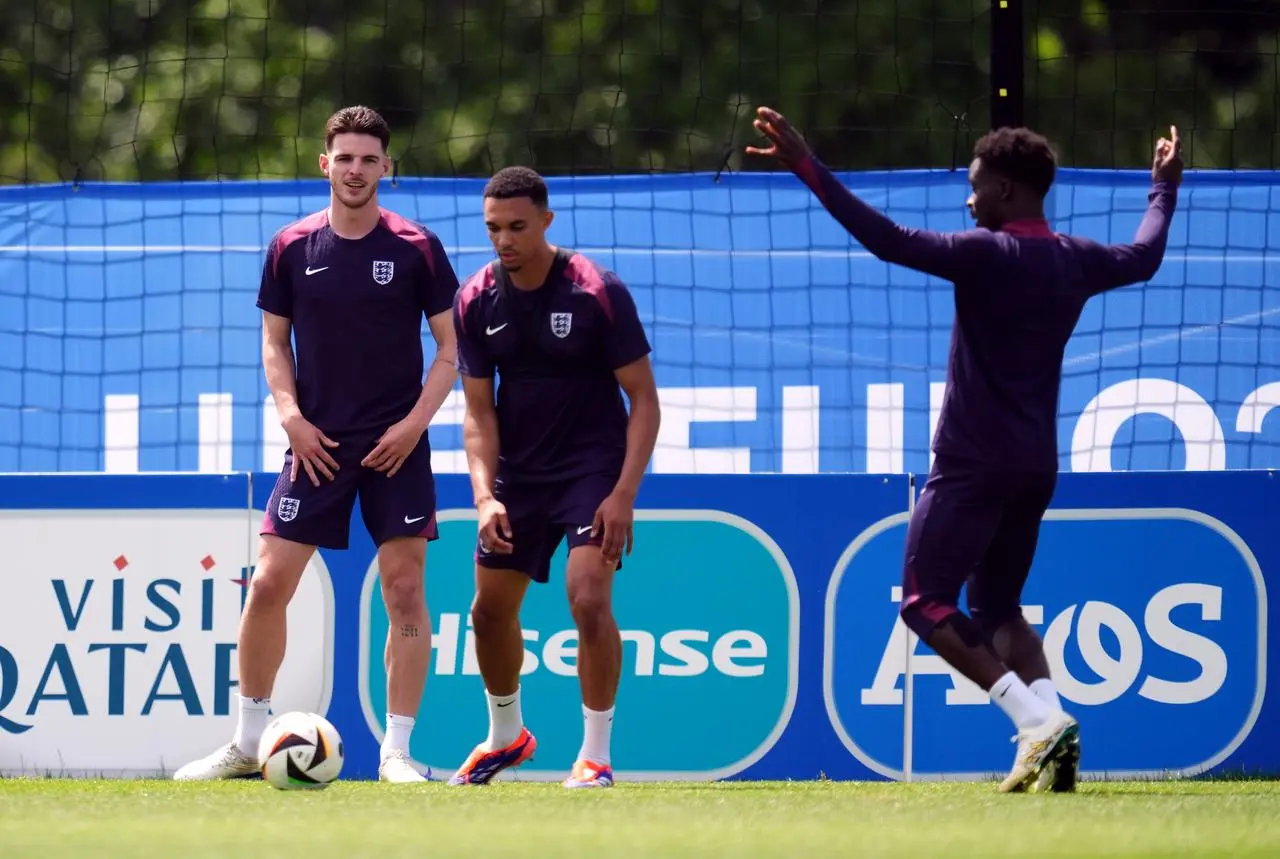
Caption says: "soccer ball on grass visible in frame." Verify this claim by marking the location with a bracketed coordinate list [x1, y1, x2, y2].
[258, 711, 344, 789]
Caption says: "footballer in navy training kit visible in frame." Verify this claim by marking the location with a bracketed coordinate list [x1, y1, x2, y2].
[451, 166, 661, 789]
[175, 106, 461, 785]
[749, 106, 1183, 792]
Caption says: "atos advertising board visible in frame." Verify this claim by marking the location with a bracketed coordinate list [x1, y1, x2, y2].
[826, 475, 1270, 780]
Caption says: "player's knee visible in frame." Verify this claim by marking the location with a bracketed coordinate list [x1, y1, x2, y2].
[246, 537, 312, 612]
[970, 605, 1020, 639]
[567, 584, 612, 640]
[243, 568, 299, 613]
[898, 596, 958, 643]
[470, 597, 516, 639]
[381, 571, 424, 621]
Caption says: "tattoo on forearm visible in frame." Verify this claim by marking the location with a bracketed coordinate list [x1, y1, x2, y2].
[400, 625, 420, 638]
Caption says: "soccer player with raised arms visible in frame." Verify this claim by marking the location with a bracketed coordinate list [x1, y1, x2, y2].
[449, 166, 661, 789]
[174, 106, 461, 784]
[748, 106, 1183, 792]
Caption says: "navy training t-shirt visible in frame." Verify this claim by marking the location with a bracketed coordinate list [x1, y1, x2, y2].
[794, 155, 1178, 472]
[256, 207, 460, 439]
[453, 248, 652, 484]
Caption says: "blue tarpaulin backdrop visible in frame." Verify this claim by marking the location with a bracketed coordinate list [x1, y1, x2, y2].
[2, 168, 1278, 474]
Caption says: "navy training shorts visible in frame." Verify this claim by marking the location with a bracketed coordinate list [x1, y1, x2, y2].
[475, 471, 620, 583]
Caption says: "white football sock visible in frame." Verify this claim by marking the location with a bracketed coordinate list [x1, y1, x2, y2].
[1029, 678, 1062, 711]
[485, 688, 522, 750]
[233, 695, 271, 754]
[382, 714, 415, 758]
[578, 705, 614, 765]
[990, 671, 1052, 730]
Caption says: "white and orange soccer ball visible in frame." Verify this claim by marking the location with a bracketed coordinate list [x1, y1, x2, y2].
[257, 711, 345, 790]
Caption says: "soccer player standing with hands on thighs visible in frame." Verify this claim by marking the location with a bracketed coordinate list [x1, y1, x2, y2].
[175, 106, 460, 784]
[749, 106, 1182, 792]
[450, 167, 660, 789]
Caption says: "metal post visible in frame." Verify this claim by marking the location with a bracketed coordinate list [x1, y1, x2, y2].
[991, 0, 1024, 128]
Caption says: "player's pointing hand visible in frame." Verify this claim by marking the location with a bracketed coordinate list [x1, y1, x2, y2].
[282, 413, 339, 487]
[745, 106, 812, 168]
[1152, 124, 1183, 186]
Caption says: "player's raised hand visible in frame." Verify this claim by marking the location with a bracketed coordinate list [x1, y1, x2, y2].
[283, 414, 339, 487]
[362, 415, 425, 477]
[1153, 125, 1184, 186]
[592, 490, 635, 566]
[745, 106, 811, 168]
[477, 496, 513, 554]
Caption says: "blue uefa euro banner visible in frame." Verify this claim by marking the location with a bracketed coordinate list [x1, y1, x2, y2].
[3, 169, 1279, 476]
[0, 471, 1275, 780]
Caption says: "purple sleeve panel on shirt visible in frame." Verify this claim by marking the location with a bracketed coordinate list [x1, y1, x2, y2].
[256, 210, 327, 318]
[418, 232, 460, 317]
[379, 208, 435, 273]
[563, 252, 614, 320]
[380, 210, 461, 318]
[565, 253, 653, 370]
[602, 274, 652, 370]
[1078, 182, 1179, 296]
[453, 267, 495, 378]
[793, 154, 998, 281]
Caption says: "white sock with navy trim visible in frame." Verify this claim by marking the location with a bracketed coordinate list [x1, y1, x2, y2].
[990, 671, 1052, 730]
[578, 705, 614, 765]
[382, 713, 415, 758]
[233, 695, 271, 754]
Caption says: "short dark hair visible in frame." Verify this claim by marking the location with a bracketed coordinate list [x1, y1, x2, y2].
[973, 127, 1057, 198]
[483, 166, 549, 208]
[325, 106, 390, 152]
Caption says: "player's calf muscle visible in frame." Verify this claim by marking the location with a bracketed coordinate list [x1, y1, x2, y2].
[469, 579, 525, 695]
[238, 582, 290, 698]
[238, 537, 312, 696]
[990, 617, 1051, 683]
[566, 549, 621, 710]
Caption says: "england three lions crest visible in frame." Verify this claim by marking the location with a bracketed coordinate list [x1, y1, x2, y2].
[278, 496, 300, 522]
[550, 312, 573, 338]
[372, 260, 394, 285]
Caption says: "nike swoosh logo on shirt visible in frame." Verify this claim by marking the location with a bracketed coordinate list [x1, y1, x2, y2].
[577, 526, 592, 535]
[405, 515, 426, 524]
[486, 323, 509, 335]
[305, 266, 329, 275]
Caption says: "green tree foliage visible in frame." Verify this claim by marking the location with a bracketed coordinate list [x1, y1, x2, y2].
[0, 0, 1276, 183]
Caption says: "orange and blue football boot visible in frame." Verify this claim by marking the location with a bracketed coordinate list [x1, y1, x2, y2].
[448, 727, 537, 785]
[562, 758, 613, 789]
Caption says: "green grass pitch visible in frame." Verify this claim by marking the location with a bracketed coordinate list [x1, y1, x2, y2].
[1, 778, 1278, 857]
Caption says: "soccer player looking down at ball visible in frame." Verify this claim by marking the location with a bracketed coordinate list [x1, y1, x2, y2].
[748, 105, 1182, 792]
[449, 166, 661, 789]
